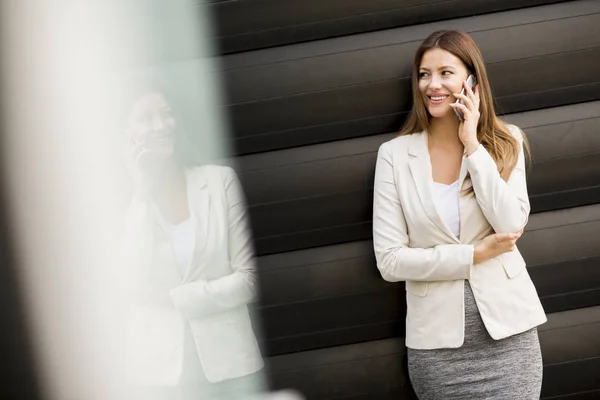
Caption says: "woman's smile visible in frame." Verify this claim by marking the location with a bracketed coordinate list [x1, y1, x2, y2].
[427, 93, 451, 105]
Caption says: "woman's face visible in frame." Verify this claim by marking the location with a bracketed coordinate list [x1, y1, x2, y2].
[127, 92, 177, 159]
[418, 48, 469, 119]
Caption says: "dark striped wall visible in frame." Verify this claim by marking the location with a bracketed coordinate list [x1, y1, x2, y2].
[209, 1, 600, 398]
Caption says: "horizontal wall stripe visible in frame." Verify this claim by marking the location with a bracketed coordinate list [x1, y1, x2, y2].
[221, 15, 600, 104]
[264, 307, 600, 397]
[218, 1, 600, 70]
[211, 0, 569, 54]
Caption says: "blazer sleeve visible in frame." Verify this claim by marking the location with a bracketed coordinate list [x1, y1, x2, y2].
[373, 141, 474, 282]
[169, 166, 258, 319]
[465, 125, 530, 233]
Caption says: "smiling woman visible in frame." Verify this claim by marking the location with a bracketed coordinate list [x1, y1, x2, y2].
[127, 92, 177, 160]
[401, 30, 531, 185]
[120, 82, 266, 399]
[372, 30, 546, 399]
[418, 51, 466, 114]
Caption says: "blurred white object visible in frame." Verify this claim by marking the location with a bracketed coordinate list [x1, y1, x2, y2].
[0, 1, 274, 400]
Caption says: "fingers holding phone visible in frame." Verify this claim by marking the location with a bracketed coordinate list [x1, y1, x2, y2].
[450, 75, 481, 154]
[129, 136, 158, 170]
[126, 135, 159, 199]
[451, 75, 478, 122]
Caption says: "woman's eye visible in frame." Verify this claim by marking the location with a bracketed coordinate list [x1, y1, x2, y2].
[418, 72, 429, 78]
[442, 71, 452, 76]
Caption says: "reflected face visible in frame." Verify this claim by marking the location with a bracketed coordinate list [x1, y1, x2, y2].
[418, 48, 469, 119]
[127, 92, 177, 159]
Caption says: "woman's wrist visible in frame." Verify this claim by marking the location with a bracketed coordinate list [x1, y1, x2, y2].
[473, 244, 487, 265]
[464, 141, 480, 157]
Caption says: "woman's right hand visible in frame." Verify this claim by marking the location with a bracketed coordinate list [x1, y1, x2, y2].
[126, 137, 156, 199]
[473, 230, 523, 265]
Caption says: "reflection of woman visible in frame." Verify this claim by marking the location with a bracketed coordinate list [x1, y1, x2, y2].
[372, 30, 546, 399]
[120, 86, 264, 399]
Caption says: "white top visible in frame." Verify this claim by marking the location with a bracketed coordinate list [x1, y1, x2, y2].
[165, 216, 196, 280]
[430, 180, 461, 239]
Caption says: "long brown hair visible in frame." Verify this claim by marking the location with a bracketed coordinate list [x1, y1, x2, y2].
[399, 30, 530, 182]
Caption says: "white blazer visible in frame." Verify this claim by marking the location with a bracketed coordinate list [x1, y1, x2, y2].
[121, 165, 264, 385]
[372, 124, 547, 350]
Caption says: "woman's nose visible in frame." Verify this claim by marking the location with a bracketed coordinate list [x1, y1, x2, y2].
[429, 75, 443, 89]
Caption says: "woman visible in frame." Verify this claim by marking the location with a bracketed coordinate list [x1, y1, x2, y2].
[372, 30, 547, 399]
[120, 83, 264, 400]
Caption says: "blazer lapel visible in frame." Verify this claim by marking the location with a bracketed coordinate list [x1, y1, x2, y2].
[457, 152, 474, 241]
[457, 149, 469, 190]
[182, 168, 211, 282]
[407, 132, 460, 244]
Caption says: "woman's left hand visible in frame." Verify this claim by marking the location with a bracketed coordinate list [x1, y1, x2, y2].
[450, 80, 481, 156]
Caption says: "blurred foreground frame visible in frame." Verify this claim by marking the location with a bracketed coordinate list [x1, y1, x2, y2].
[0, 1, 277, 399]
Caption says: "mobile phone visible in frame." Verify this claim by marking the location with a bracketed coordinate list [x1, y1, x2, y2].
[129, 135, 154, 168]
[453, 75, 477, 122]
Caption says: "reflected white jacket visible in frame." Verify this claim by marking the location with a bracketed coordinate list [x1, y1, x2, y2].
[372, 125, 546, 350]
[121, 165, 264, 385]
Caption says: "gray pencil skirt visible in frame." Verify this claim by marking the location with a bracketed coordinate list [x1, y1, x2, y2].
[407, 281, 543, 400]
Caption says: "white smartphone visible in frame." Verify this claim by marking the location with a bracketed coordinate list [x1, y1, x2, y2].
[453, 74, 477, 122]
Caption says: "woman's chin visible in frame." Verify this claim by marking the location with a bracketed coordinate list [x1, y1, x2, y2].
[427, 106, 452, 119]
[148, 145, 175, 161]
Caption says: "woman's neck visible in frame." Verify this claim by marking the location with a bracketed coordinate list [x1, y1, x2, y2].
[427, 114, 462, 148]
[150, 159, 190, 224]
[151, 159, 185, 197]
